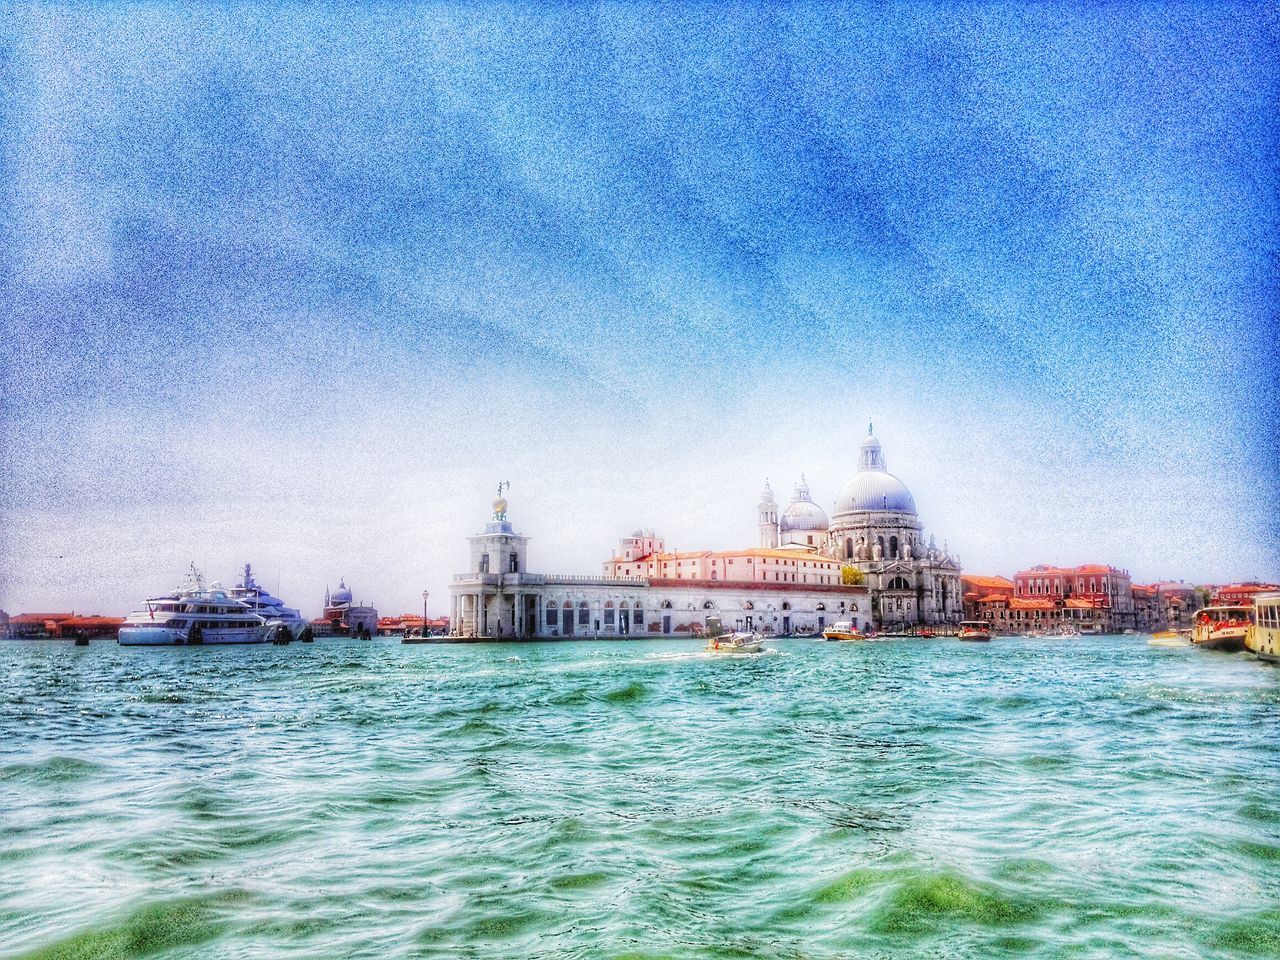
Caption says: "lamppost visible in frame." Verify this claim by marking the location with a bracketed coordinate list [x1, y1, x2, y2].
[422, 590, 429, 638]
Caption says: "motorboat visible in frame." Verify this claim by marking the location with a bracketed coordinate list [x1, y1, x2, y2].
[1148, 629, 1189, 648]
[1192, 604, 1252, 652]
[119, 565, 265, 646]
[227, 563, 312, 643]
[822, 621, 865, 642]
[702, 616, 765, 654]
[957, 620, 992, 642]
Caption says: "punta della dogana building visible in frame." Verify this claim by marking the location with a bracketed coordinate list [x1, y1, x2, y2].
[449, 427, 962, 639]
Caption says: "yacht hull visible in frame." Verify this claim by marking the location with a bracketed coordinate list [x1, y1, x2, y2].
[119, 627, 265, 646]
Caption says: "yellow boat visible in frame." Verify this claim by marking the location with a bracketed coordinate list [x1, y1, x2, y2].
[1148, 629, 1188, 648]
[822, 621, 865, 642]
[1246, 591, 1280, 662]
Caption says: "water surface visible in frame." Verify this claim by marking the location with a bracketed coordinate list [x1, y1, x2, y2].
[2, 636, 1278, 958]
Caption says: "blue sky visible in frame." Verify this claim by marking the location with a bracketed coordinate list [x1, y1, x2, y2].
[2, 4, 1277, 616]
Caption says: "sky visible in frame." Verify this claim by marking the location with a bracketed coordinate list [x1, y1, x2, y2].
[2, 3, 1277, 618]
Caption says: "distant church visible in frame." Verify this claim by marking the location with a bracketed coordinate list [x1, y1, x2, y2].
[449, 425, 963, 638]
[757, 425, 963, 625]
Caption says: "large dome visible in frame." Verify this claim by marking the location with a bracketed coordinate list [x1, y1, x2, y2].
[833, 426, 918, 515]
[330, 579, 353, 604]
[834, 471, 917, 514]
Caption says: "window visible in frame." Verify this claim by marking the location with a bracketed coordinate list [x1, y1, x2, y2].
[478, 554, 489, 574]
[782, 602, 791, 611]
[890, 536, 899, 559]
[703, 601, 714, 610]
[546, 604, 558, 627]
[604, 607, 615, 626]
[578, 602, 589, 625]
[816, 603, 826, 611]
[509, 553, 519, 573]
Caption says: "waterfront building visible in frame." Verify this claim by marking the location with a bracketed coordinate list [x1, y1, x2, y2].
[1131, 585, 1166, 632]
[1210, 582, 1280, 606]
[961, 575, 1016, 621]
[450, 492, 869, 639]
[6, 613, 75, 639]
[1147, 582, 1203, 627]
[314, 579, 379, 636]
[1012, 563, 1135, 632]
[451, 426, 958, 637]
[50, 616, 126, 641]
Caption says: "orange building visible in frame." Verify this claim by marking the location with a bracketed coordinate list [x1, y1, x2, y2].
[1211, 582, 1280, 606]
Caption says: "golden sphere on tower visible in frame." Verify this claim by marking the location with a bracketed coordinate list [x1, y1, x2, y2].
[493, 497, 508, 515]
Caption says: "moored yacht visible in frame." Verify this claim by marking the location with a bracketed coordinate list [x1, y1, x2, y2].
[227, 563, 312, 643]
[1246, 592, 1280, 662]
[119, 566, 266, 646]
[1191, 604, 1251, 652]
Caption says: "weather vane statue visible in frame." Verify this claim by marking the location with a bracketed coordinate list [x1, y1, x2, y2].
[493, 480, 510, 521]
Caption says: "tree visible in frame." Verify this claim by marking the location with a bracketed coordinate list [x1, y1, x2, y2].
[841, 565, 865, 586]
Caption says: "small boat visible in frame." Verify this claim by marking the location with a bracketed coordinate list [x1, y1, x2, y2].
[957, 621, 992, 642]
[822, 621, 866, 642]
[702, 616, 764, 654]
[1148, 629, 1188, 648]
[1192, 604, 1252, 652]
[1246, 592, 1280, 662]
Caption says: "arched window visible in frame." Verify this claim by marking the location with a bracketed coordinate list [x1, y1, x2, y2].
[703, 600, 714, 609]
[661, 600, 673, 609]
[604, 600, 614, 607]
[877, 536, 885, 556]
[887, 576, 911, 591]
[743, 601, 754, 611]
[578, 602, 589, 626]
[563, 600, 573, 609]
[781, 601, 791, 611]
[845, 538, 854, 559]
[546, 602, 558, 627]
[889, 536, 899, 559]
[816, 603, 826, 611]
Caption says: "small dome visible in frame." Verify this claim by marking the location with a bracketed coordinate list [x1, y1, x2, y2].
[780, 475, 829, 531]
[781, 498, 830, 531]
[759, 480, 776, 506]
[331, 579, 353, 604]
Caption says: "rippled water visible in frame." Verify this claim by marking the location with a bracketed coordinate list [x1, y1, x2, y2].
[2, 636, 1278, 959]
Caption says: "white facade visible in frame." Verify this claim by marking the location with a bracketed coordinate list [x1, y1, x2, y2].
[450, 499, 868, 639]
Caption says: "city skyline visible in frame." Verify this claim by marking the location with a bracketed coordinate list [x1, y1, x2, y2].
[3, 6, 1277, 617]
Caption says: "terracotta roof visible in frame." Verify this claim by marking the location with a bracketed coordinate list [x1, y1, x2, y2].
[1009, 598, 1056, 611]
[962, 575, 1016, 590]
[10, 613, 75, 624]
[1065, 598, 1096, 609]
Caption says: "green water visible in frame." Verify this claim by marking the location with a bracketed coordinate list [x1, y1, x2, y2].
[2, 636, 1278, 959]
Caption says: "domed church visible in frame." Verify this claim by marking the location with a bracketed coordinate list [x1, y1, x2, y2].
[758, 425, 963, 627]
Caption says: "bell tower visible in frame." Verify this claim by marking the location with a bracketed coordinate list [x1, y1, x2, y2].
[758, 479, 779, 549]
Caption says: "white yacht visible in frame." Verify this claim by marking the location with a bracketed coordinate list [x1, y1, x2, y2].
[118, 566, 266, 646]
[227, 563, 312, 643]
